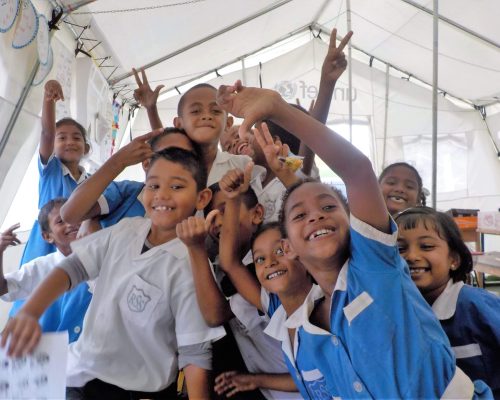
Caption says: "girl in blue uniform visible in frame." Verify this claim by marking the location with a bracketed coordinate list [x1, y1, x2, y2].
[216, 80, 491, 398]
[11, 79, 90, 323]
[396, 207, 500, 399]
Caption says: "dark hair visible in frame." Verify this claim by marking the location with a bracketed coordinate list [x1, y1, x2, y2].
[177, 83, 217, 116]
[379, 162, 426, 206]
[56, 118, 88, 144]
[149, 127, 201, 157]
[279, 178, 349, 238]
[38, 197, 67, 233]
[394, 207, 472, 283]
[148, 147, 207, 191]
[251, 221, 281, 251]
[204, 182, 259, 216]
[263, 104, 308, 154]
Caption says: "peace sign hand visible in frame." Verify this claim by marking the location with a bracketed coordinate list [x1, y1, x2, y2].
[321, 29, 353, 82]
[132, 68, 164, 109]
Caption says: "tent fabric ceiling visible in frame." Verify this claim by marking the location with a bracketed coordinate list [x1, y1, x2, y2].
[69, 0, 500, 106]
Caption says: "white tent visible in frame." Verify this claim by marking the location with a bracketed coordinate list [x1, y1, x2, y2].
[1, 0, 500, 230]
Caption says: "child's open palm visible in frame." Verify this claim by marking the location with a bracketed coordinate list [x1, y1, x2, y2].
[0, 223, 21, 253]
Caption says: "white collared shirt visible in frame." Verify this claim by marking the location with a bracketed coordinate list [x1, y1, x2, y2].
[68, 217, 225, 391]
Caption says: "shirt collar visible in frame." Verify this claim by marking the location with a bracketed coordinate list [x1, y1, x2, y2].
[432, 279, 464, 320]
[332, 260, 349, 293]
[61, 162, 88, 184]
[135, 219, 188, 260]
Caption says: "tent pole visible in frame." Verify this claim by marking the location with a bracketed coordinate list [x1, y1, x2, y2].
[382, 64, 390, 168]
[431, 0, 438, 208]
[312, 22, 474, 108]
[0, 61, 40, 159]
[400, 0, 500, 50]
[109, 0, 294, 86]
[346, 0, 353, 143]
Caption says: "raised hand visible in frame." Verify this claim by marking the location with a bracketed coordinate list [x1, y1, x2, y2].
[215, 371, 257, 397]
[112, 129, 162, 169]
[1, 311, 42, 357]
[44, 80, 64, 102]
[219, 162, 254, 200]
[217, 81, 284, 137]
[132, 68, 164, 109]
[176, 210, 219, 248]
[0, 223, 21, 253]
[321, 29, 353, 82]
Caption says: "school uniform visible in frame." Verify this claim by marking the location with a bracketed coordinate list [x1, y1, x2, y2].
[294, 215, 477, 399]
[263, 285, 329, 400]
[433, 279, 500, 399]
[2, 250, 92, 343]
[67, 217, 225, 391]
[97, 180, 145, 227]
[11, 154, 88, 319]
[207, 150, 267, 189]
[20, 154, 88, 265]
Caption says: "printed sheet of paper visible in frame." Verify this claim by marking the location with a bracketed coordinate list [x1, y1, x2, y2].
[0, 331, 68, 399]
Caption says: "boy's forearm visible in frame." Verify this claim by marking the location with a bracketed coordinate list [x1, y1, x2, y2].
[298, 77, 336, 175]
[187, 246, 232, 326]
[253, 373, 298, 391]
[146, 106, 163, 130]
[21, 268, 71, 319]
[219, 197, 263, 310]
[61, 155, 124, 223]
[184, 364, 211, 400]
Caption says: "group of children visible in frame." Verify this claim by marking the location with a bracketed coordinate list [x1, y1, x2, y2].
[0, 28, 499, 400]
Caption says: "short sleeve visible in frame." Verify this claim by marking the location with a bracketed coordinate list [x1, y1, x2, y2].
[349, 213, 403, 273]
[171, 279, 225, 347]
[101, 181, 129, 215]
[70, 225, 114, 279]
[38, 153, 60, 177]
[2, 259, 53, 301]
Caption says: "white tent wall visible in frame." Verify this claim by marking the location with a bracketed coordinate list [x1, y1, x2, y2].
[127, 36, 500, 215]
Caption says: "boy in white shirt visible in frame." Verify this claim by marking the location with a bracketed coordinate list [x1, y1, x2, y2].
[0, 198, 91, 343]
[1, 148, 225, 399]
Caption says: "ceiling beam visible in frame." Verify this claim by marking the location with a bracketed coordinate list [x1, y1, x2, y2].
[109, 0, 295, 85]
[399, 0, 500, 50]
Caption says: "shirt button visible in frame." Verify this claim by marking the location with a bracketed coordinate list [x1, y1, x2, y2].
[74, 326, 81, 334]
[331, 335, 339, 346]
[353, 381, 363, 393]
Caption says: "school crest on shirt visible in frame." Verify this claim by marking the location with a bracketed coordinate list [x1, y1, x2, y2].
[127, 285, 151, 312]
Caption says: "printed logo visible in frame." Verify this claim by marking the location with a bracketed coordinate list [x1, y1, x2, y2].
[127, 285, 151, 312]
[274, 80, 298, 99]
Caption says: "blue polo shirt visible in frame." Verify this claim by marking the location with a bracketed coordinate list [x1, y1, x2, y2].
[20, 155, 88, 265]
[263, 286, 331, 399]
[98, 180, 145, 227]
[295, 215, 468, 399]
[12, 155, 88, 320]
[433, 280, 500, 399]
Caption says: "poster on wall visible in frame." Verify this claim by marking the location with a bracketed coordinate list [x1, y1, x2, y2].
[32, 45, 52, 86]
[0, 0, 19, 33]
[53, 37, 74, 119]
[11, 0, 38, 49]
[36, 13, 49, 65]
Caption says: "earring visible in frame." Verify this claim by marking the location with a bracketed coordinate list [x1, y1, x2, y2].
[450, 263, 457, 271]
